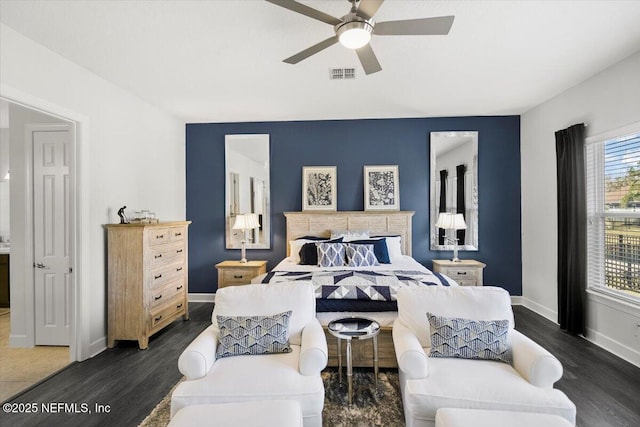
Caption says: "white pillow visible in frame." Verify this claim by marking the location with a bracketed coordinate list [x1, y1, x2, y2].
[384, 236, 403, 262]
[330, 229, 370, 241]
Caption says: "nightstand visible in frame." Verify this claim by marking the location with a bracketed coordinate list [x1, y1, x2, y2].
[215, 260, 267, 288]
[432, 259, 486, 286]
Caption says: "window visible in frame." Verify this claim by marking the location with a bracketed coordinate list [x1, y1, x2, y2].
[586, 125, 640, 301]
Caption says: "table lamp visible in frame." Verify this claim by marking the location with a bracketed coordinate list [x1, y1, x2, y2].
[436, 212, 467, 262]
[232, 213, 260, 263]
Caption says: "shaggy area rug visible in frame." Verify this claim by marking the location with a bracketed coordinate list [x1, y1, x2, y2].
[138, 368, 404, 427]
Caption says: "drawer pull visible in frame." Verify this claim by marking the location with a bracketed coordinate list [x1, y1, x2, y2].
[457, 272, 467, 275]
[233, 275, 244, 279]
[154, 254, 162, 259]
[176, 285, 183, 291]
[175, 232, 182, 237]
[156, 234, 164, 239]
[155, 315, 163, 322]
[176, 267, 183, 272]
[154, 274, 162, 280]
[154, 295, 162, 301]
[176, 303, 183, 309]
[177, 249, 183, 254]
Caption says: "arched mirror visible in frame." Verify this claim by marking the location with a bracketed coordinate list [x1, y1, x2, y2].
[225, 134, 270, 249]
[430, 131, 478, 251]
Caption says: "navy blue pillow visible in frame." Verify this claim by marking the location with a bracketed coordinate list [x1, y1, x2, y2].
[299, 237, 343, 265]
[296, 235, 330, 241]
[348, 238, 390, 264]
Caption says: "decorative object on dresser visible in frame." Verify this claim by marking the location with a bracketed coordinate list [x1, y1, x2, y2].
[435, 212, 467, 261]
[432, 259, 485, 286]
[364, 165, 399, 211]
[106, 221, 190, 350]
[302, 166, 337, 211]
[215, 260, 267, 289]
[231, 213, 260, 262]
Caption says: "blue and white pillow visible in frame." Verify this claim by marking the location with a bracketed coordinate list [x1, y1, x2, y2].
[216, 311, 292, 359]
[345, 243, 380, 267]
[427, 312, 511, 363]
[316, 242, 345, 267]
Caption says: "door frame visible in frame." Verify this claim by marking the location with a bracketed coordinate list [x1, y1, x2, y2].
[1, 84, 91, 362]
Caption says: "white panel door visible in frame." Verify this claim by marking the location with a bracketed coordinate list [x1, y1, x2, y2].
[33, 127, 71, 346]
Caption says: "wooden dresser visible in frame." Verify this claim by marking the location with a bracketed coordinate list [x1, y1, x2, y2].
[106, 221, 191, 349]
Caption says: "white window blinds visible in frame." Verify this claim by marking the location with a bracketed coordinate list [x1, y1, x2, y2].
[586, 131, 640, 298]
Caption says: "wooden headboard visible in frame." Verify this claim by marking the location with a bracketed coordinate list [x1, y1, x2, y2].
[284, 211, 415, 256]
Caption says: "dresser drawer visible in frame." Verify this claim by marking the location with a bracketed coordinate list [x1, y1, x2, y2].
[221, 268, 257, 286]
[148, 227, 170, 246]
[149, 242, 186, 268]
[150, 278, 186, 309]
[169, 226, 186, 243]
[149, 296, 186, 329]
[444, 268, 479, 281]
[149, 261, 187, 288]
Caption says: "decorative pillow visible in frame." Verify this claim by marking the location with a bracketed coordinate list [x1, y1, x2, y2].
[375, 235, 403, 262]
[299, 237, 343, 265]
[289, 239, 315, 263]
[316, 242, 346, 267]
[348, 238, 390, 263]
[345, 243, 380, 267]
[427, 312, 511, 363]
[216, 311, 292, 359]
[330, 229, 370, 241]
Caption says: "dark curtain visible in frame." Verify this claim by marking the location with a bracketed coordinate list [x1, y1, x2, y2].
[556, 123, 587, 335]
[456, 164, 467, 244]
[438, 170, 448, 245]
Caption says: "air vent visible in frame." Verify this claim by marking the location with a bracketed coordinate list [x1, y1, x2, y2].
[329, 67, 356, 80]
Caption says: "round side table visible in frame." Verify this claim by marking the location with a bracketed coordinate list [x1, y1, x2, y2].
[327, 316, 380, 405]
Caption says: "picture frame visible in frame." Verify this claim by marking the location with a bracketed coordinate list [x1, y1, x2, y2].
[364, 165, 400, 211]
[302, 166, 337, 211]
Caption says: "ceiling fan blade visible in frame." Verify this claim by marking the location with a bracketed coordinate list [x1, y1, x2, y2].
[283, 36, 339, 64]
[374, 16, 455, 35]
[356, 44, 382, 75]
[265, 0, 342, 26]
[356, 0, 384, 20]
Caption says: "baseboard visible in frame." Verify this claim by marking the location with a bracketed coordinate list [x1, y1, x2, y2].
[90, 336, 106, 358]
[585, 327, 640, 368]
[511, 296, 524, 305]
[520, 297, 558, 324]
[9, 334, 31, 348]
[188, 293, 215, 303]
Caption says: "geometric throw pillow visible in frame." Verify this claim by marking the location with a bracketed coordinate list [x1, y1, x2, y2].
[427, 312, 511, 363]
[345, 243, 380, 267]
[215, 311, 292, 359]
[299, 237, 343, 265]
[316, 242, 346, 267]
[348, 238, 391, 263]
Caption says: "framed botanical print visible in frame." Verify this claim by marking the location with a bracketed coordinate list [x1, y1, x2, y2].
[364, 165, 399, 211]
[302, 166, 337, 211]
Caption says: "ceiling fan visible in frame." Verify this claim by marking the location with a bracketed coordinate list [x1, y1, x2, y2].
[265, 0, 454, 75]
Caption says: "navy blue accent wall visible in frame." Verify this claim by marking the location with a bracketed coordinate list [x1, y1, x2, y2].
[186, 116, 521, 295]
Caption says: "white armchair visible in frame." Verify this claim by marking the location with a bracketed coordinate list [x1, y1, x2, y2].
[393, 286, 576, 427]
[171, 282, 328, 427]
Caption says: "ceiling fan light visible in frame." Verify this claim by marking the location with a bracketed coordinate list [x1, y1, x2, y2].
[337, 21, 372, 49]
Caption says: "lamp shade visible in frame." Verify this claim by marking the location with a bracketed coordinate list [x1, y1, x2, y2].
[436, 213, 467, 230]
[232, 213, 260, 230]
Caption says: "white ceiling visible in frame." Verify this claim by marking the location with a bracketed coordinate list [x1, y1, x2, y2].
[1, 0, 640, 123]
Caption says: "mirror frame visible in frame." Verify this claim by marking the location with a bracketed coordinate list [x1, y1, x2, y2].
[430, 131, 479, 251]
[225, 134, 271, 249]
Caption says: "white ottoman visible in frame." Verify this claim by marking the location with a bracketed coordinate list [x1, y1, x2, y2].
[168, 400, 303, 427]
[435, 408, 574, 427]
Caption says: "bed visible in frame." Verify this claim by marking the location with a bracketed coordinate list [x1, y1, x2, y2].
[252, 211, 457, 368]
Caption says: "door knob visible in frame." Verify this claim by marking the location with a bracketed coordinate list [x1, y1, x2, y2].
[33, 262, 49, 269]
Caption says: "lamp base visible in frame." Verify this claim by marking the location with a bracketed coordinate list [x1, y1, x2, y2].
[451, 241, 461, 262]
[239, 240, 248, 263]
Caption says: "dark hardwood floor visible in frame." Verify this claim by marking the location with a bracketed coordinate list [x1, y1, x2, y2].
[2, 304, 639, 427]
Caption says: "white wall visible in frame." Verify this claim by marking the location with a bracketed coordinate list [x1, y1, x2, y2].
[0, 127, 9, 239]
[521, 51, 640, 366]
[0, 24, 185, 359]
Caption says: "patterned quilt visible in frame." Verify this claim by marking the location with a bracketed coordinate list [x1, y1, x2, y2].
[260, 269, 453, 301]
